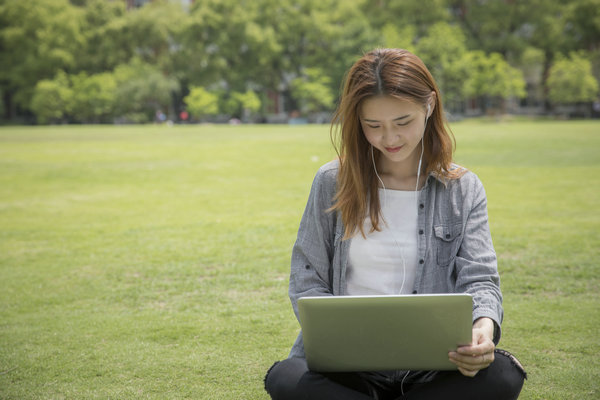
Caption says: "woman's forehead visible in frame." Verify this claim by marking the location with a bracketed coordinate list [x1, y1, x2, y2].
[359, 95, 420, 119]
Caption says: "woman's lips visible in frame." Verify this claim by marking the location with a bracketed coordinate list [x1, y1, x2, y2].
[385, 145, 403, 153]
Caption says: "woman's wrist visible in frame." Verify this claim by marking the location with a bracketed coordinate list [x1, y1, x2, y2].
[473, 317, 495, 342]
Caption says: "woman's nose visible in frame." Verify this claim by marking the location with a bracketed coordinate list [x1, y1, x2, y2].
[382, 125, 399, 140]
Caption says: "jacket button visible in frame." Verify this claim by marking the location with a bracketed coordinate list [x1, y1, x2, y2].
[445, 233, 451, 239]
[419, 229, 424, 235]
[419, 203, 424, 209]
[412, 290, 417, 294]
[419, 259, 424, 264]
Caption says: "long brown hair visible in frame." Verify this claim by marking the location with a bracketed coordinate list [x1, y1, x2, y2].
[330, 48, 462, 239]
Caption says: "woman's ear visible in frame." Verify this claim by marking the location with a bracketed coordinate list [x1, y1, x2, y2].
[427, 91, 437, 117]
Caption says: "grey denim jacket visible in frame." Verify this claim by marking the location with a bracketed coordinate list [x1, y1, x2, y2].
[288, 159, 503, 359]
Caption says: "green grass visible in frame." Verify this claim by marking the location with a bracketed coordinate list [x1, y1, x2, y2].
[0, 120, 598, 399]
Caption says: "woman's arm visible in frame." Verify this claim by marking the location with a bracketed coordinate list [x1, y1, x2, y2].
[288, 165, 338, 321]
[447, 174, 501, 376]
[454, 175, 503, 343]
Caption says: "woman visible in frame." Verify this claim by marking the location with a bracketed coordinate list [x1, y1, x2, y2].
[264, 48, 526, 399]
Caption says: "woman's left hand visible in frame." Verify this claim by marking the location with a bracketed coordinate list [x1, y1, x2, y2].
[448, 317, 496, 377]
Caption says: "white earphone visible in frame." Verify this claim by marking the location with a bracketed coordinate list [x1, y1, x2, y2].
[416, 103, 430, 192]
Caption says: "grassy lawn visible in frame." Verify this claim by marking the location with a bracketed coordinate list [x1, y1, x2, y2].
[0, 120, 598, 399]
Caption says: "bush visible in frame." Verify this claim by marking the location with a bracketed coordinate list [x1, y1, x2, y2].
[547, 52, 599, 105]
[30, 71, 73, 124]
[113, 60, 180, 123]
[290, 68, 334, 114]
[184, 87, 219, 120]
[70, 72, 117, 123]
[220, 90, 262, 119]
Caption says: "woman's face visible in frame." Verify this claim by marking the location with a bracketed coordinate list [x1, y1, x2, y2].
[359, 95, 428, 173]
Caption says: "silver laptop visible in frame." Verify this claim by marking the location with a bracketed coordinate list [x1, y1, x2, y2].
[298, 294, 472, 372]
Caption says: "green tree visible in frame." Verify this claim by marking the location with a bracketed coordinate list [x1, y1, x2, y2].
[463, 51, 526, 112]
[70, 72, 117, 123]
[381, 23, 417, 53]
[362, 0, 450, 36]
[183, 0, 279, 90]
[30, 71, 74, 124]
[119, 1, 187, 75]
[564, 0, 600, 52]
[290, 68, 335, 114]
[415, 22, 469, 106]
[547, 52, 599, 105]
[184, 87, 219, 120]
[75, 0, 188, 76]
[220, 90, 262, 119]
[113, 60, 180, 123]
[448, 0, 569, 58]
[301, 0, 378, 99]
[447, 0, 590, 110]
[236, 91, 261, 116]
[0, 0, 84, 118]
[73, 0, 128, 73]
[183, 0, 376, 111]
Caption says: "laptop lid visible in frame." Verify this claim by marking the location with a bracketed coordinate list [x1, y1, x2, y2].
[298, 294, 473, 372]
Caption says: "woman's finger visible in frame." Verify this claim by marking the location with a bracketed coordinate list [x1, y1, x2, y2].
[449, 351, 494, 371]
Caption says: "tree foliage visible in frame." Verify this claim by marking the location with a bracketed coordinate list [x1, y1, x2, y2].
[113, 60, 180, 123]
[76, 0, 127, 73]
[1, 0, 599, 123]
[414, 22, 469, 104]
[463, 52, 526, 101]
[70, 72, 117, 123]
[363, 0, 451, 37]
[290, 68, 335, 114]
[220, 91, 262, 119]
[547, 53, 599, 104]
[29, 59, 178, 124]
[0, 0, 84, 113]
[184, 87, 219, 120]
[30, 72, 73, 124]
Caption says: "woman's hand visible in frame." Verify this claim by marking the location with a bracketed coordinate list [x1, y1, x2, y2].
[448, 317, 496, 377]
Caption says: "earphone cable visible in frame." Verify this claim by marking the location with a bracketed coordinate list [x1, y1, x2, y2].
[371, 145, 407, 294]
[369, 109, 428, 295]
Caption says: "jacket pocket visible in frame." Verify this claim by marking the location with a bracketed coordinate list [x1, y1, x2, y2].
[433, 223, 462, 267]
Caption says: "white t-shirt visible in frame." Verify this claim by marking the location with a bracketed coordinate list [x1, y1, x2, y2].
[346, 188, 419, 295]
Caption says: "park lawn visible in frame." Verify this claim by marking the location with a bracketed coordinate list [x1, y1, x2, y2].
[0, 120, 598, 399]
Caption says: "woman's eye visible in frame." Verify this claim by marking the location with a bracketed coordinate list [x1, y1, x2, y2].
[396, 121, 411, 127]
[367, 125, 380, 129]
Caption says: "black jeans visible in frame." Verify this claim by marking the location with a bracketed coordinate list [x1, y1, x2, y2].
[265, 349, 526, 400]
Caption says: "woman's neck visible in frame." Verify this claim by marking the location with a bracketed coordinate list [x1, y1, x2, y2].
[377, 155, 425, 191]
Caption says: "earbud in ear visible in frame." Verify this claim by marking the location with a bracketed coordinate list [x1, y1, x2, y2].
[427, 103, 431, 117]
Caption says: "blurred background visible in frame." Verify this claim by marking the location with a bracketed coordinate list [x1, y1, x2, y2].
[1, 0, 599, 125]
